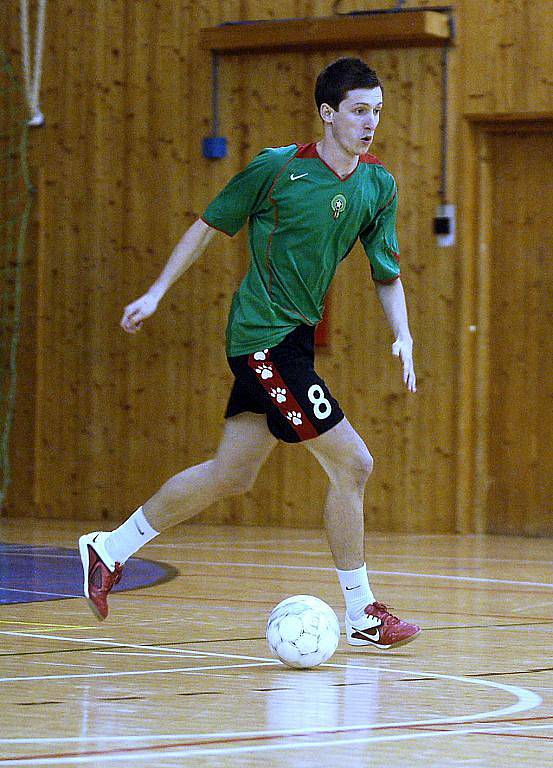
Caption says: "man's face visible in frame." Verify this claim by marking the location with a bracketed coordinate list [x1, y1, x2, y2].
[320, 87, 383, 157]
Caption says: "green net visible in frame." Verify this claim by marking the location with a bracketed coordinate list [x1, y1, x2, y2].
[0, 45, 34, 510]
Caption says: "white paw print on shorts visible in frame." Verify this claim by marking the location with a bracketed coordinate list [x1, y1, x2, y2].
[287, 410, 303, 426]
[255, 363, 273, 380]
[270, 387, 287, 404]
[253, 349, 269, 361]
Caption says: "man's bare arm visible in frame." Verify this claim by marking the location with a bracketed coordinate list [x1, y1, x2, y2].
[121, 218, 217, 334]
[375, 278, 416, 393]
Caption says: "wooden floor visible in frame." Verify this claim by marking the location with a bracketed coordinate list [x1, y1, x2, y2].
[0, 519, 552, 767]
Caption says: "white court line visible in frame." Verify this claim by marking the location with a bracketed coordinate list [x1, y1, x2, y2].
[147, 534, 470, 545]
[0, 587, 79, 598]
[3, 721, 552, 748]
[0, 649, 543, 764]
[0, 630, 542, 728]
[0, 716, 550, 766]
[0, 661, 277, 683]
[5, 545, 551, 569]
[146, 543, 553, 568]
[27, 661, 105, 669]
[146, 537, 324, 548]
[90, 650, 217, 660]
[0, 631, 272, 662]
[0, 630, 543, 765]
[0, 553, 79, 560]
[167, 559, 553, 589]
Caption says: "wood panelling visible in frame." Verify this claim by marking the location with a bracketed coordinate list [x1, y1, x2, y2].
[456, 117, 553, 536]
[2, 1, 552, 533]
[486, 130, 552, 535]
[461, 0, 553, 114]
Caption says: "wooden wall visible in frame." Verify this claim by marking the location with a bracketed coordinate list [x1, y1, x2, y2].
[485, 130, 553, 536]
[1, 1, 552, 532]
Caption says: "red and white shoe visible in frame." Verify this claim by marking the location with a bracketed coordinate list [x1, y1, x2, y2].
[346, 602, 421, 649]
[78, 532, 123, 621]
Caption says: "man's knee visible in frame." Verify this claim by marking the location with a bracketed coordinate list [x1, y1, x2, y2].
[331, 443, 374, 487]
[309, 420, 374, 487]
[350, 445, 374, 483]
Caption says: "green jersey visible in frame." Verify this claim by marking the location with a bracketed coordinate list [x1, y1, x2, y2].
[202, 143, 401, 356]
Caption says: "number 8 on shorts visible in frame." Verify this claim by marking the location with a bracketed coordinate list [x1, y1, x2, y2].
[308, 384, 332, 420]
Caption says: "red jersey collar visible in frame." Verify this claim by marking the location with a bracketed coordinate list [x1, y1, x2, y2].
[294, 142, 382, 181]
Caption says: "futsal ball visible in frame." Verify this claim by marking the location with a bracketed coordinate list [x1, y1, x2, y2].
[266, 595, 340, 669]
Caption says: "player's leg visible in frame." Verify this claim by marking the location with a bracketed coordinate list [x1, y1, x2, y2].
[305, 416, 372, 570]
[305, 418, 421, 650]
[241, 326, 421, 649]
[141, 411, 277, 531]
[79, 412, 277, 620]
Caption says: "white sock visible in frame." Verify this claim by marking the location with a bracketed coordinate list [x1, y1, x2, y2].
[104, 507, 159, 564]
[337, 563, 376, 621]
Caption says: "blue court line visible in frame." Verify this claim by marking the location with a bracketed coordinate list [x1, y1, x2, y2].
[0, 544, 178, 605]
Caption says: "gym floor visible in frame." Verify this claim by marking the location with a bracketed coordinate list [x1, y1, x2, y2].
[0, 519, 552, 766]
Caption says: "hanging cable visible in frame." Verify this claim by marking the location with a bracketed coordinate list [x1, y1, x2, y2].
[0, 46, 35, 509]
[20, 0, 47, 127]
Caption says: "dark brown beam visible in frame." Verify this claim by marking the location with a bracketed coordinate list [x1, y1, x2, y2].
[200, 11, 451, 55]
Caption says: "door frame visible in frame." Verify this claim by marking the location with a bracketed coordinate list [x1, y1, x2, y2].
[455, 113, 553, 533]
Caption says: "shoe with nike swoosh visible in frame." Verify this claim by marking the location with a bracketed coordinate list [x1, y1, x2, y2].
[346, 602, 421, 649]
[78, 531, 123, 621]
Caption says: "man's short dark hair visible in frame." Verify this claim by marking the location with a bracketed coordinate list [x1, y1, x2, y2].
[315, 57, 382, 111]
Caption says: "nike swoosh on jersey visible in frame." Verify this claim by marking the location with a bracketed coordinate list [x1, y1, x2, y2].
[290, 172, 309, 181]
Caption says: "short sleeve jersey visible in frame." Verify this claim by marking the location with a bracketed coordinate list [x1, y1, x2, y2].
[202, 142, 400, 356]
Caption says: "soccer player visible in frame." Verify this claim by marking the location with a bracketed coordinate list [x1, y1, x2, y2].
[79, 57, 421, 650]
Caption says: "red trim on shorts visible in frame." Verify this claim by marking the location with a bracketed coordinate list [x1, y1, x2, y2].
[247, 351, 319, 441]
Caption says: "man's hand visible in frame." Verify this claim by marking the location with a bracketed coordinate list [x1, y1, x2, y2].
[392, 337, 417, 393]
[120, 292, 160, 334]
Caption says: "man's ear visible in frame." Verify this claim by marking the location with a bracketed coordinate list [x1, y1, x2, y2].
[320, 103, 334, 124]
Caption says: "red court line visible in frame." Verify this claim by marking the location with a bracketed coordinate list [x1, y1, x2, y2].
[412, 724, 553, 743]
[477, 732, 553, 741]
[3, 715, 552, 763]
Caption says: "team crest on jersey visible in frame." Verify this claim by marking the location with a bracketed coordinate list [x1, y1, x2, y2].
[331, 194, 347, 220]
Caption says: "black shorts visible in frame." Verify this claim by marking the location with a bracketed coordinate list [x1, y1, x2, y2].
[225, 324, 344, 443]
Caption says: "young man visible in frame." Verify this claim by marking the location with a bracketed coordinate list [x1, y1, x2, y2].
[79, 58, 421, 650]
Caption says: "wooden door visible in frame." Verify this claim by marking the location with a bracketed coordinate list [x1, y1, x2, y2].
[487, 130, 553, 535]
